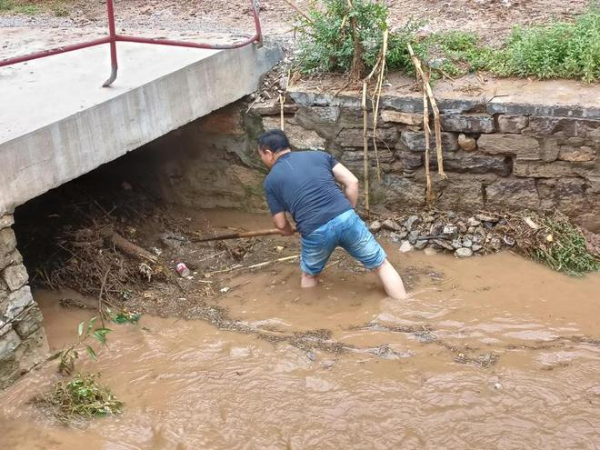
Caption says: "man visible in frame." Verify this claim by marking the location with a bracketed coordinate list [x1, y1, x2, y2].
[258, 129, 408, 300]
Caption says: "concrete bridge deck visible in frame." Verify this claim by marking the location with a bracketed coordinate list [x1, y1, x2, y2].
[0, 38, 280, 214]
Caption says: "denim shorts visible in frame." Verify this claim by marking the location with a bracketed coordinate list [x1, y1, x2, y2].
[300, 209, 387, 276]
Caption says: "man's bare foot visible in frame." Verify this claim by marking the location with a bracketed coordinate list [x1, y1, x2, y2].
[301, 272, 319, 288]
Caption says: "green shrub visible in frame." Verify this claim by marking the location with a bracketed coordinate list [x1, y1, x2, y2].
[295, 1, 600, 82]
[295, 0, 388, 75]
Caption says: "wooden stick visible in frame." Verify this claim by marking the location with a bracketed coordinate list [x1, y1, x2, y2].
[281, 0, 313, 23]
[361, 81, 370, 216]
[206, 255, 300, 276]
[192, 228, 286, 243]
[279, 94, 285, 130]
[423, 86, 434, 204]
[407, 43, 447, 180]
[102, 230, 157, 263]
[371, 29, 389, 184]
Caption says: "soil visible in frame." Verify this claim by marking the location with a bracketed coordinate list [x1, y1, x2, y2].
[0, 0, 590, 56]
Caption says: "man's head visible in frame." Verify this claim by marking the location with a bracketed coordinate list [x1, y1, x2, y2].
[258, 129, 291, 168]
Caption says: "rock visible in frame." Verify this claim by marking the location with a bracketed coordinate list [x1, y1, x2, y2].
[1, 286, 33, 319]
[455, 248, 473, 258]
[0, 330, 21, 360]
[462, 238, 473, 248]
[399, 241, 414, 253]
[489, 237, 502, 251]
[414, 240, 428, 250]
[0, 228, 17, 253]
[486, 179, 541, 210]
[498, 115, 529, 134]
[430, 221, 444, 236]
[458, 134, 478, 152]
[381, 219, 402, 232]
[467, 217, 481, 227]
[435, 154, 511, 176]
[472, 244, 483, 252]
[404, 215, 421, 231]
[457, 221, 468, 233]
[432, 239, 454, 251]
[477, 134, 540, 159]
[400, 132, 459, 152]
[441, 114, 495, 133]
[0, 215, 14, 230]
[263, 117, 327, 149]
[503, 236, 516, 247]
[443, 225, 459, 238]
[513, 161, 590, 178]
[558, 146, 596, 162]
[0, 250, 23, 272]
[408, 231, 420, 245]
[524, 116, 600, 138]
[424, 247, 437, 256]
[13, 304, 43, 339]
[472, 233, 485, 244]
[369, 220, 382, 232]
[384, 176, 426, 209]
[1, 265, 28, 291]
[422, 215, 435, 223]
[381, 110, 424, 126]
[338, 128, 399, 148]
[451, 239, 462, 250]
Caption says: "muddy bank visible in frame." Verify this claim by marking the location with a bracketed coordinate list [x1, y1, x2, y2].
[1, 249, 600, 449]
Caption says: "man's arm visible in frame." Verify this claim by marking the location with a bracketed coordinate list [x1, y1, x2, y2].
[333, 163, 360, 208]
[273, 212, 295, 236]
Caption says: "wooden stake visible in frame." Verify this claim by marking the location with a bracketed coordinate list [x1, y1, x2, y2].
[280, 0, 313, 23]
[362, 81, 370, 216]
[407, 43, 447, 180]
[279, 94, 285, 130]
[371, 29, 389, 184]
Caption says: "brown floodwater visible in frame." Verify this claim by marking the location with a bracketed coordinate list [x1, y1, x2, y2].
[1, 251, 600, 450]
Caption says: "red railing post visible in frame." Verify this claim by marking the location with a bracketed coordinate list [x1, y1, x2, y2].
[102, 0, 119, 87]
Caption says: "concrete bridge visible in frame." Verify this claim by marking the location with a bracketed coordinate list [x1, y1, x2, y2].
[0, 36, 280, 388]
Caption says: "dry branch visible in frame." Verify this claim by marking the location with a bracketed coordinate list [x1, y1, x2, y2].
[407, 43, 447, 180]
[101, 230, 157, 263]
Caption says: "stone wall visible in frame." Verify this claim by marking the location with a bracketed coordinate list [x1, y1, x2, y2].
[0, 214, 47, 389]
[120, 85, 600, 234]
[248, 88, 600, 233]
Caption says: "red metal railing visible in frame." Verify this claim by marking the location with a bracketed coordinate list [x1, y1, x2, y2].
[0, 0, 263, 87]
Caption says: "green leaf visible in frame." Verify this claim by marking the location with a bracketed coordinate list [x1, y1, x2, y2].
[87, 317, 98, 335]
[77, 321, 85, 338]
[92, 328, 112, 345]
[86, 345, 97, 361]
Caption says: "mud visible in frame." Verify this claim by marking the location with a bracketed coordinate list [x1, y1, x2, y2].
[2, 243, 600, 449]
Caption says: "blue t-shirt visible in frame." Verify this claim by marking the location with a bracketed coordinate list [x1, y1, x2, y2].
[264, 151, 353, 236]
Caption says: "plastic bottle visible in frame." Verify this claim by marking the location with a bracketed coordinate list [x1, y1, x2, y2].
[175, 260, 191, 278]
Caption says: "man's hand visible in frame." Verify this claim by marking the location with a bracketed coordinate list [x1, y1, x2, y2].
[273, 212, 295, 236]
[333, 163, 359, 208]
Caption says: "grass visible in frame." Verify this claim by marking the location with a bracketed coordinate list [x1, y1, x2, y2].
[296, 2, 600, 82]
[0, 0, 70, 16]
[37, 373, 123, 424]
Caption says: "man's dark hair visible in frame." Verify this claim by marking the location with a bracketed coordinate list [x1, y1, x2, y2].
[258, 129, 290, 153]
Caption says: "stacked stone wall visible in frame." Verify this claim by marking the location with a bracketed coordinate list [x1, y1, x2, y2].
[0, 214, 47, 389]
[248, 90, 600, 233]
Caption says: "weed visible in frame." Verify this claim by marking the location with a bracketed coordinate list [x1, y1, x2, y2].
[52, 3, 69, 17]
[52, 317, 112, 375]
[296, 2, 600, 82]
[0, 0, 13, 10]
[112, 311, 141, 324]
[16, 4, 39, 14]
[37, 373, 123, 424]
[533, 217, 600, 276]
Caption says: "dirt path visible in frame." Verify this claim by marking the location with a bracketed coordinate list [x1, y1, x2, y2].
[0, 0, 589, 53]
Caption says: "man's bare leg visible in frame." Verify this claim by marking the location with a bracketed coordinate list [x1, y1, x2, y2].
[374, 259, 408, 300]
[301, 272, 319, 288]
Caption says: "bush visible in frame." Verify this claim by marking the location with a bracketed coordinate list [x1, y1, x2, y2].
[295, 0, 388, 75]
[296, 1, 600, 82]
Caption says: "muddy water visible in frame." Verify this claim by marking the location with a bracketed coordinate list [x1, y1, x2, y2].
[2, 252, 600, 449]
